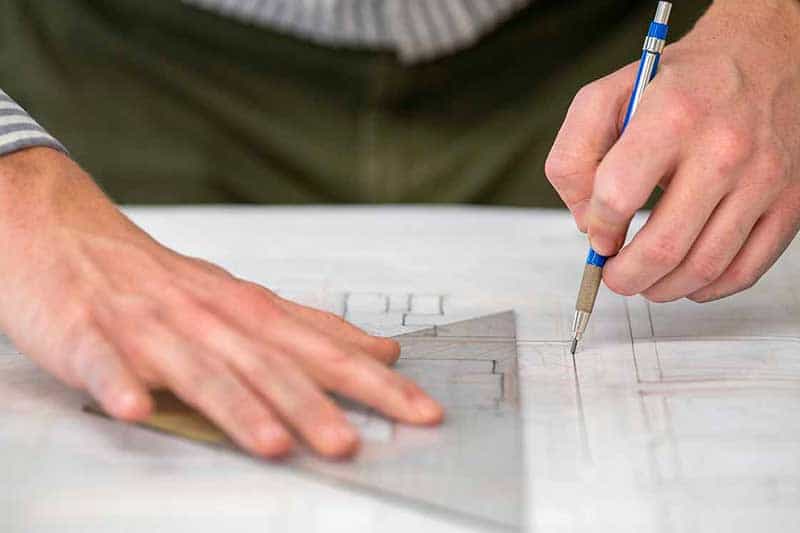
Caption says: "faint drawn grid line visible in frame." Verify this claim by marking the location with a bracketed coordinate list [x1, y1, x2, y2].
[569, 344, 592, 465]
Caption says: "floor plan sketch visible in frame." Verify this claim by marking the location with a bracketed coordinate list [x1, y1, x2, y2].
[294, 303, 524, 531]
[522, 282, 800, 533]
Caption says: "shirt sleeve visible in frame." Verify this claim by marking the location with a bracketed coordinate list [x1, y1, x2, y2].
[0, 89, 68, 157]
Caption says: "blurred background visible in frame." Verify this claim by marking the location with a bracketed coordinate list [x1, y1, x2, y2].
[1, 0, 710, 206]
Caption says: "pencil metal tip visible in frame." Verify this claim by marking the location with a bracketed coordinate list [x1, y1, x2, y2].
[570, 338, 578, 355]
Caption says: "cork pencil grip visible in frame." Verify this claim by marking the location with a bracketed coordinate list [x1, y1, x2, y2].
[576, 264, 602, 313]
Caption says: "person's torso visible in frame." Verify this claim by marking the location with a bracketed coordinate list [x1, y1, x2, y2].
[182, 0, 533, 63]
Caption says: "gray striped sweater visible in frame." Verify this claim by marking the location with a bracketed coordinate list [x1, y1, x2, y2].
[1, 0, 531, 159]
[0, 90, 67, 157]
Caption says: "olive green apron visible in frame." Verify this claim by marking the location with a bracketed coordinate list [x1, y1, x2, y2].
[0, 0, 710, 205]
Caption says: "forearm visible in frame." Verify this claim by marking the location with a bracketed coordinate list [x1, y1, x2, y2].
[0, 148, 148, 294]
[0, 149, 111, 235]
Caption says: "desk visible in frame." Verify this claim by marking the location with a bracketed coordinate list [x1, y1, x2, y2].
[2, 206, 799, 532]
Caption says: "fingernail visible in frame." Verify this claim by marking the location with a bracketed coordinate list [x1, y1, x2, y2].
[338, 426, 360, 449]
[414, 396, 444, 424]
[321, 425, 359, 457]
[112, 390, 151, 421]
[589, 234, 618, 256]
[256, 425, 293, 454]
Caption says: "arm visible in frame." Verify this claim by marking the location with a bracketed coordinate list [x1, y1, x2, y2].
[0, 124, 442, 459]
[546, 0, 800, 302]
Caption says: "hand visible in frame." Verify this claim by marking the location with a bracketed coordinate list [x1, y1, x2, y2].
[546, 0, 800, 302]
[0, 148, 443, 458]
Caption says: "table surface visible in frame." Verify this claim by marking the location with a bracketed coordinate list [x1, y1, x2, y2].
[2, 206, 799, 533]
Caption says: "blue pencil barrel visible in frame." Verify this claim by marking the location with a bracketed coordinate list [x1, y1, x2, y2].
[585, 9, 670, 267]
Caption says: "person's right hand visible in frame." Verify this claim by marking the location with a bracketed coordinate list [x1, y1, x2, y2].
[0, 147, 443, 458]
[545, 0, 800, 303]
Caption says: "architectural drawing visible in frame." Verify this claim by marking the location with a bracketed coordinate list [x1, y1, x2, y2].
[1, 207, 799, 533]
[523, 283, 800, 533]
[294, 301, 524, 531]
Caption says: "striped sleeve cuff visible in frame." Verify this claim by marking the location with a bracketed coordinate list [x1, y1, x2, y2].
[0, 89, 68, 157]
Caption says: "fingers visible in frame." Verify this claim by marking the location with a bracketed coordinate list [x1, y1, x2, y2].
[207, 281, 399, 365]
[309, 350, 444, 426]
[91, 276, 441, 460]
[229, 353, 360, 458]
[204, 282, 441, 425]
[71, 333, 152, 422]
[261, 311, 444, 425]
[167, 301, 360, 458]
[688, 189, 800, 302]
[167, 294, 358, 457]
[587, 86, 684, 255]
[274, 296, 401, 365]
[546, 64, 637, 231]
[95, 308, 295, 458]
[641, 184, 779, 302]
[602, 156, 731, 296]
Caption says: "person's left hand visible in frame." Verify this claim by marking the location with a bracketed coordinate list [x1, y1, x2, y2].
[0, 148, 444, 460]
[546, 0, 800, 303]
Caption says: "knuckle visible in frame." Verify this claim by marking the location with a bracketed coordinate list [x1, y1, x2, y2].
[709, 125, 753, 173]
[285, 390, 333, 427]
[70, 303, 96, 328]
[322, 345, 354, 368]
[728, 266, 761, 292]
[603, 270, 637, 297]
[686, 254, 727, 285]
[192, 314, 235, 351]
[67, 346, 98, 386]
[61, 307, 104, 375]
[158, 281, 192, 303]
[193, 372, 232, 399]
[731, 218, 753, 244]
[545, 148, 586, 193]
[641, 236, 684, 268]
[323, 311, 349, 327]
[593, 185, 637, 221]
[756, 148, 790, 185]
[572, 82, 607, 109]
[545, 82, 611, 186]
[544, 150, 573, 184]
[230, 280, 265, 301]
[63, 304, 98, 342]
[659, 90, 698, 135]
[190, 257, 233, 278]
[121, 297, 165, 325]
[312, 346, 359, 388]
[227, 394, 264, 425]
[229, 281, 285, 320]
[378, 366, 415, 396]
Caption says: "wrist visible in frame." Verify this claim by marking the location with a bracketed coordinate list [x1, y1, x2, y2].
[0, 147, 80, 216]
[0, 148, 129, 248]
